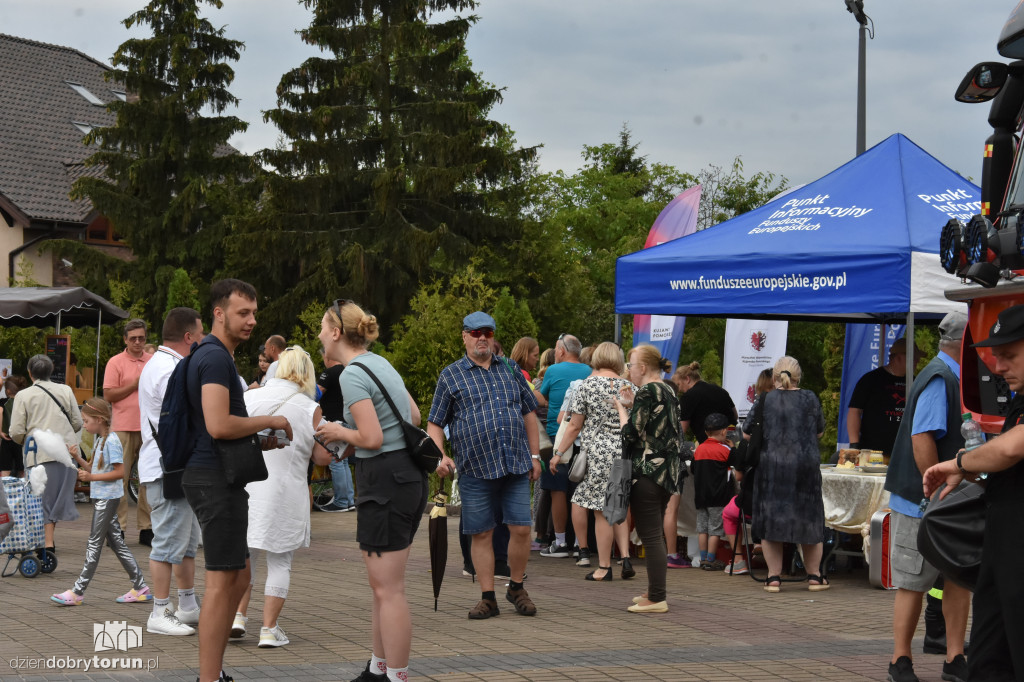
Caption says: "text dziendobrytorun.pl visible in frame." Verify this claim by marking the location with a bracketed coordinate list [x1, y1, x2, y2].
[9, 655, 159, 672]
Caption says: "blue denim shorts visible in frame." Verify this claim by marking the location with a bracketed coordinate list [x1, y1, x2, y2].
[146, 479, 201, 565]
[459, 472, 532, 535]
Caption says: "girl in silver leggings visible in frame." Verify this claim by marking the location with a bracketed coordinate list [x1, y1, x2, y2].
[51, 398, 150, 606]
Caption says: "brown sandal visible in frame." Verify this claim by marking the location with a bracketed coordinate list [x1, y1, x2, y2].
[467, 598, 500, 619]
[505, 586, 537, 616]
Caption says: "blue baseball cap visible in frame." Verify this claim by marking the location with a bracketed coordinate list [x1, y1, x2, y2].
[463, 311, 496, 331]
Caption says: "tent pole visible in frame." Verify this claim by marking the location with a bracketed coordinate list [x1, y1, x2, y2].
[880, 323, 887, 370]
[905, 312, 915, 390]
[56, 312, 61, 335]
[614, 313, 622, 345]
[94, 309, 102, 397]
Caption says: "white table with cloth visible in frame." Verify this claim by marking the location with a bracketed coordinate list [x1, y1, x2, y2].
[820, 468, 890, 562]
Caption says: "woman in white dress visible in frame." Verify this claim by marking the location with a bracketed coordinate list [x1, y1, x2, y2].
[234, 346, 332, 648]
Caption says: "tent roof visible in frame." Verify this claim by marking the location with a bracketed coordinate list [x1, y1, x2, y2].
[615, 134, 975, 322]
[0, 287, 128, 328]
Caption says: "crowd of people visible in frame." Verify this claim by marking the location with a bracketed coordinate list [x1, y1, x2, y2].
[5, 288, 1024, 682]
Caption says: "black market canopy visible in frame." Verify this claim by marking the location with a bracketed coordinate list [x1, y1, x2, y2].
[0, 287, 127, 329]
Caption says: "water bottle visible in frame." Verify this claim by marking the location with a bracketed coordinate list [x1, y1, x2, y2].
[961, 412, 985, 451]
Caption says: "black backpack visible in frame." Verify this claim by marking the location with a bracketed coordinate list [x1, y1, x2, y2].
[150, 343, 206, 492]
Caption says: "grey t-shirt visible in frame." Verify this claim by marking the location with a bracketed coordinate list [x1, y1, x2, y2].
[341, 352, 410, 458]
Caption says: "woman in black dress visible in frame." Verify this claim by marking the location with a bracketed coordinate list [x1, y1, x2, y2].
[752, 356, 828, 592]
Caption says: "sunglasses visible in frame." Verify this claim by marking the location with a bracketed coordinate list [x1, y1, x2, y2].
[467, 329, 494, 339]
[329, 299, 352, 328]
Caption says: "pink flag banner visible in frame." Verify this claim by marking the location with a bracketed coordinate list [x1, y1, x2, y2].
[632, 185, 702, 375]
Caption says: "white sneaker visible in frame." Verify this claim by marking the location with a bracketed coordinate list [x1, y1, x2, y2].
[258, 624, 289, 648]
[147, 608, 195, 636]
[175, 604, 201, 626]
[230, 612, 247, 639]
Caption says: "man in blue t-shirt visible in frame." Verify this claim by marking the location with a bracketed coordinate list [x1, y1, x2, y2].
[183, 279, 292, 682]
[537, 334, 591, 558]
[883, 312, 969, 682]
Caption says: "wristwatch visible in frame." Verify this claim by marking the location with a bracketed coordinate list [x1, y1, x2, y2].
[957, 450, 989, 480]
[956, 449, 969, 475]
[552, 449, 563, 459]
[531, 454, 541, 460]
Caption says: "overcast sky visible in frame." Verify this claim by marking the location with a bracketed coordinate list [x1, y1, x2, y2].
[1, 1, 1015, 188]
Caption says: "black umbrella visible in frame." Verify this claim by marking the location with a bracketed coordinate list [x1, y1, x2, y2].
[428, 490, 448, 611]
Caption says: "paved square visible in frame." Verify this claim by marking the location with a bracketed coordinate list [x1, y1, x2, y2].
[0, 499, 949, 680]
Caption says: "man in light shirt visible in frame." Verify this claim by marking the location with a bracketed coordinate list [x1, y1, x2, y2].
[138, 308, 204, 637]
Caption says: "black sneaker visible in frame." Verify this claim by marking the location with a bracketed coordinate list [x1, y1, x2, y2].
[539, 542, 571, 558]
[139, 529, 154, 547]
[576, 548, 591, 567]
[941, 654, 967, 682]
[494, 561, 511, 580]
[351, 660, 387, 681]
[887, 656, 919, 682]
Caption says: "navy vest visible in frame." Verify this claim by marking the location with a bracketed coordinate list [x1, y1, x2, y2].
[884, 356, 964, 505]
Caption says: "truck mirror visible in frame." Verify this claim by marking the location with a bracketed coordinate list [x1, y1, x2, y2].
[955, 62, 1008, 103]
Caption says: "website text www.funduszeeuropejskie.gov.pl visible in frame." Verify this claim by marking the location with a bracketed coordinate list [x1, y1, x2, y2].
[668, 272, 848, 292]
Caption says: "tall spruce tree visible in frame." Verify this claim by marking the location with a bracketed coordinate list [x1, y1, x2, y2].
[228, 0, 534, 333]
[67, 0, 248, 321]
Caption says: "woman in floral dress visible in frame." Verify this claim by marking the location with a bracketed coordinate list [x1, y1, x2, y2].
[550, 342, 634, 581]
[614, 344, 683, 613]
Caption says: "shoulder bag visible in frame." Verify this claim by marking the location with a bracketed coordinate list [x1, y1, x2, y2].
[36, 384, 76, 428]
[917, 480, 985, 591]
[567, 445, 587, 483]
[220, 390, 301, 488]
[216, 434, 267, 488]
[349, 361, 441, 473]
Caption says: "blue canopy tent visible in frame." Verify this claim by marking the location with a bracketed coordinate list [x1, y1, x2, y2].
[615, 134, 974, 324]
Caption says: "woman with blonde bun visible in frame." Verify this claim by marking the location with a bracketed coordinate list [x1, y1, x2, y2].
[315, 300, 427, 682]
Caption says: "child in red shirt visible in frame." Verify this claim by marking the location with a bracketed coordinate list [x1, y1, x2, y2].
[692, 413, 735, 570]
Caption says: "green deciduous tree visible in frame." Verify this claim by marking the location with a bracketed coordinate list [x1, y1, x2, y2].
[227, 0, 535, 337]
[696, 157, 788, 230]
[65, 0, 249, 324]
[526, 126, 696, 345]
[385, 265, 540, 414]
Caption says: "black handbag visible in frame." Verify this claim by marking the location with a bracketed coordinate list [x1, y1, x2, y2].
[349, 362, 441, 473]
[742, 394, 766, 469]
[215, 434, 268, 488]
[917, 481, 985, 591]
[216, 390, 300, 488]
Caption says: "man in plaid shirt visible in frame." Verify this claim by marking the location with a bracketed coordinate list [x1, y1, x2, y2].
[428, 311, 542, 621]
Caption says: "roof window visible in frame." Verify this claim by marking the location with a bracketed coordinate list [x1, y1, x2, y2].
[110, 90, 127, 102]
[66, 81, 104, 106]
[71, 121, 95, 135]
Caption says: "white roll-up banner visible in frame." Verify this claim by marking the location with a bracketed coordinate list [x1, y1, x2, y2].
[722, 319, 789, 420]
